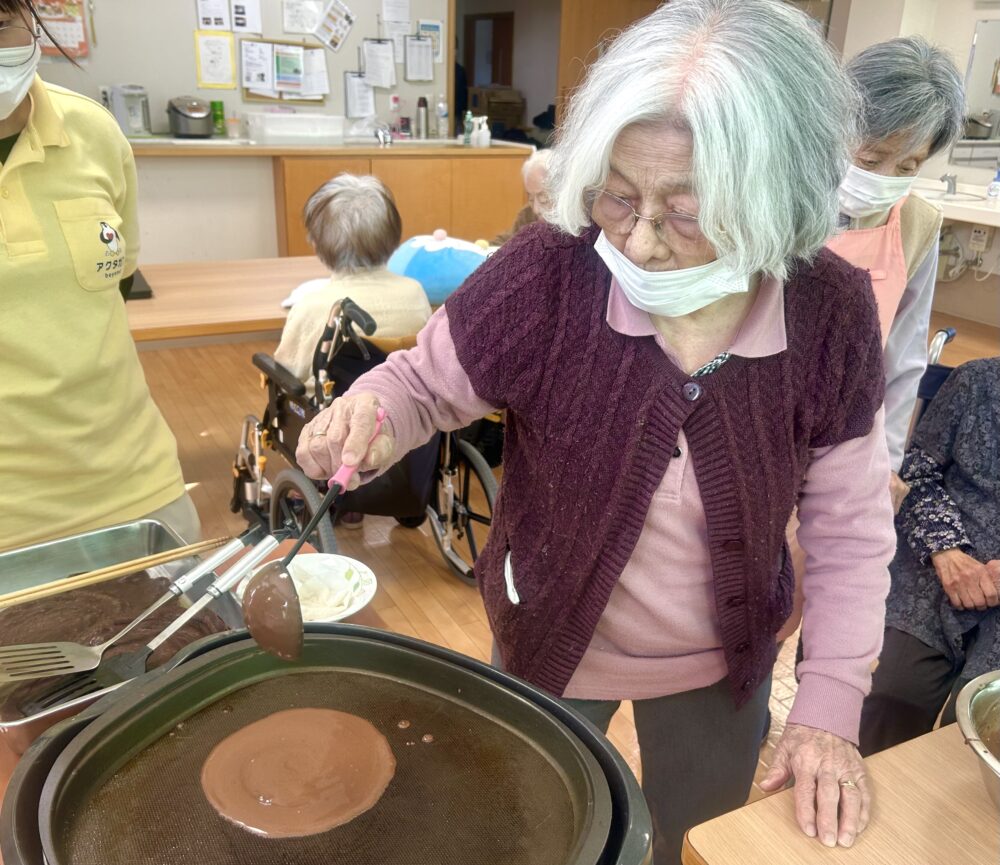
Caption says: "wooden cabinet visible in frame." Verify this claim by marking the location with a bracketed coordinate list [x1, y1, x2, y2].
[275, 150, 528, 255]
[273, 157, 370, 256]
[370, 157, 453, 239]
[451, 157, 525, 241]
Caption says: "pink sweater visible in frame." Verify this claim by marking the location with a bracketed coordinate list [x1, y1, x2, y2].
[351, 278, 893, 743]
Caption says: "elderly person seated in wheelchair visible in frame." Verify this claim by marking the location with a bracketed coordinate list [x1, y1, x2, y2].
[298, 1, 896, 860]
[274, 174, 431, 388]
[860, 356, 1000, 756]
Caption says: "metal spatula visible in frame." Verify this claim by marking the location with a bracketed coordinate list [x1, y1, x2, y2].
[18, 535, 281, 715]
[0, 535, 252, 684]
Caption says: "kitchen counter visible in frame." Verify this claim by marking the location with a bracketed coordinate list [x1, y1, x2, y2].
[913, 178, 1000, 227]
[128, 136, 533, 159]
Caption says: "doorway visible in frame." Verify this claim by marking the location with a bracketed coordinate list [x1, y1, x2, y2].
[464, 12, 514, 86]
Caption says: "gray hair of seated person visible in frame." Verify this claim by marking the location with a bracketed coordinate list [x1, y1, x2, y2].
[303, 174, 402, 274]
[847, 37, 965, 158]
[521, 148, 553, 181]
[547, 0, 857, 280]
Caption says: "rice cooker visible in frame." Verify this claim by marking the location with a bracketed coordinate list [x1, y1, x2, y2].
[167, 96, 214, 138]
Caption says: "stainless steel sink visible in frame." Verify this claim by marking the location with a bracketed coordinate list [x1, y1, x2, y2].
[918, 190, 988, 202]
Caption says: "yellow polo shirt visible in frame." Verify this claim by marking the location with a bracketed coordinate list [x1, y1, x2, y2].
[0, 78, 184, 552]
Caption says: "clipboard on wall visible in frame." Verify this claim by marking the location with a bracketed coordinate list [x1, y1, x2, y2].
[404, 34, 434, 82]
[240, 37, 329, 104]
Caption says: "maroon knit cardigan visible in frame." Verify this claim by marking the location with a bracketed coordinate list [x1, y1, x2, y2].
[446, 223, 884, 706]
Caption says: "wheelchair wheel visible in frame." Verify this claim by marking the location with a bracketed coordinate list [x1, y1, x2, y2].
[429, 438, 497, 586]
[269, 468, 338, 554]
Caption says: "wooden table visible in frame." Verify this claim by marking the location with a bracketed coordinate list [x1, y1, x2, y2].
[682, 725, 999, 865]
[127, 256, 328, 342]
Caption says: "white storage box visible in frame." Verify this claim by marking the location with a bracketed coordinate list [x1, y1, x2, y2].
[245, 111, 345, 145]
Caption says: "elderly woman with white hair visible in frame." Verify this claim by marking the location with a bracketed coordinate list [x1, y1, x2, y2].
[494, 148, 553, 243]
[298, 1, 894, 860]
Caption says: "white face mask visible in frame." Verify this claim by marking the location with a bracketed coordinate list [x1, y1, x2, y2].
[0, 41, 39, 122]
[837, 163, 915, 219]
[593, 230, 749, 318]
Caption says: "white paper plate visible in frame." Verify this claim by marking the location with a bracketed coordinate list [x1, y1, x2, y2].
[234, 554, 377, 623]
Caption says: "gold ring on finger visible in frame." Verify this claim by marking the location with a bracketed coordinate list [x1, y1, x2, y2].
[839, 778, 858, 789]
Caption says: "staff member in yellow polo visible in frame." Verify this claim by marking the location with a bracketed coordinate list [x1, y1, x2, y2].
[0, 2, 198, 552]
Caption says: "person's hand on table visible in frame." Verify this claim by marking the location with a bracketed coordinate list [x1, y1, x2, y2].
[888, 471, 910, 513]
[759, 723, 870, 849]
[296, 393, 395, 487]
[930, 548, 999, 610]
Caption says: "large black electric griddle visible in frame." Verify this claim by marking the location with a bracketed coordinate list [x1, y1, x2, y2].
[3, 626, 651, 865]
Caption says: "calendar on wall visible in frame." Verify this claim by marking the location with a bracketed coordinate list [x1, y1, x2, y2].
[37, 1, 90, 59]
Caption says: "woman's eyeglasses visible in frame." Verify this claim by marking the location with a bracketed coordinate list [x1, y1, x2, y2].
[0, 24, 39, 66]
[590, 188, 700, 241]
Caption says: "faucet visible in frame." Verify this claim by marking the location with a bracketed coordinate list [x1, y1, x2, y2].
[375, 125, 392, 147]
[940, 173, 957, 195]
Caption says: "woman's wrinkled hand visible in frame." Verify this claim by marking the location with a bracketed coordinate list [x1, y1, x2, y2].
[931, 548, 999, 610]
[888, 472, 910, 513]
[759, 723, 871, 849]
[295, 393, 395, 490]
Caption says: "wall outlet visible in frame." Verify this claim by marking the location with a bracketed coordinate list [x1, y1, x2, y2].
[969, 226, 993, 253]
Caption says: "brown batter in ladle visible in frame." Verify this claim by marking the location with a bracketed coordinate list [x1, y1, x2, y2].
[241, 409, 386, 661]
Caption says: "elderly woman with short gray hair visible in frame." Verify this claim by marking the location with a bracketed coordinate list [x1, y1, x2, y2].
[298, 2, 895, 860]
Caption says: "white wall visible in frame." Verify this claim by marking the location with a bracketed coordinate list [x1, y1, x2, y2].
[456, 0, 559, 122]
[39, 0, 449, 133]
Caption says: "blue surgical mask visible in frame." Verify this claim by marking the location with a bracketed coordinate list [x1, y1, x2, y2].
[593, 231, 749, 318]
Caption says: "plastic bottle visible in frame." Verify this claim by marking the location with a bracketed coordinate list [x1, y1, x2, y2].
[435, 93, 449, 139]
[463, 110, 474, 146]
[988, 168, 1000, 206]
[416, 96, 428, 140]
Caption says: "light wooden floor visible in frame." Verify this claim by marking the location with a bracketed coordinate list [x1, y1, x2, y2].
[138, 311, 997, 791]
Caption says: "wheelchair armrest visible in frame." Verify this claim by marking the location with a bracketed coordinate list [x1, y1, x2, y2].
[252, 353, 307, 398]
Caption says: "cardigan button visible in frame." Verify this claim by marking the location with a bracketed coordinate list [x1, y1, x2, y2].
[741, 679, 753, 691]
[673, 446, 682, 458]
[722, 539, 744, 553]
[682, 382, 702, 401]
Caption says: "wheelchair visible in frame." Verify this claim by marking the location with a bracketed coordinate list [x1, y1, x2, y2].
[230, 298, 498, 585]
[912, 327, 957, 426]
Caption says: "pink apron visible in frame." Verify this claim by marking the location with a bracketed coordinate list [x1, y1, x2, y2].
[826, 198, 908, 347]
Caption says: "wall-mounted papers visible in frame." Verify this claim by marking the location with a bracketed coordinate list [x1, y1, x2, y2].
[417, 19, 443, 64]
[345, 72, 375, 118]
[274, 43, 306, 91]
[362, 39, 395, 89]
[195, 30, 237, 88]
[37, 1, 88, 59]
[314, 0, 355, 52]
[382, 0, 410, 23]
[404, 35, 433, 82]
[241, 40, 273, 90]
[196, 0, 231, 31]
[231, 1, 262, 35]
[303, 48, 331, 95]
[283, 0, 325, 34]
[385, 20, 410, 63]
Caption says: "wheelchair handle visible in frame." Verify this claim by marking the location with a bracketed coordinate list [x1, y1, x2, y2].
[341, 297, 377, 336]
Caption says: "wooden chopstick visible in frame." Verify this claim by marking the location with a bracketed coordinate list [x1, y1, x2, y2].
[0, 536, 230, 610]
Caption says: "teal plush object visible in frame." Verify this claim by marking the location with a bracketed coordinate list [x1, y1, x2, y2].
[387, 229, 492, 305]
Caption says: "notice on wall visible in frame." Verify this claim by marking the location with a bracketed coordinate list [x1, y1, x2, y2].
[362, 39, 395, 89]
[230, 0, 262, 35]
[404, 35, 433, 82]
[382, 0, 410, 24]
[196, 0, 231, 31]
[241, 39, 274, 90]
[37, 1, 89, 59]
[345, 71, 375, 118]
[302, 48, 331, 95]
[274, 43, 306, 91]
[195, 30, 237, 88]
[283, 0, 324, 34]
[417, 19, 443, 65]
[385, 19, 409, 64]
[314, 0, 354, 52]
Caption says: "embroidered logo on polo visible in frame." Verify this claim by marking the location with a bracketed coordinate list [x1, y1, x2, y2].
[95, 221, 125, 281]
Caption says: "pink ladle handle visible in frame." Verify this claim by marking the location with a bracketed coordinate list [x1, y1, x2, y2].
[328, 407, 386, 491]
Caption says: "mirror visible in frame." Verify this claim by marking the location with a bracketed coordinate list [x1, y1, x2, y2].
[951, 19, 1000, 165]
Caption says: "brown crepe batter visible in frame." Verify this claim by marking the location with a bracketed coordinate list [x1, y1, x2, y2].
[240, 564, 303, 661]
[201, 707, 396, 838]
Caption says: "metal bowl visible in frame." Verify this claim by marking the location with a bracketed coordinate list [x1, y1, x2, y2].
[956, 670, 1000, 811]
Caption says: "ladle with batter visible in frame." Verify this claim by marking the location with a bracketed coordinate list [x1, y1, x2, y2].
[241, 409, 386, 661]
